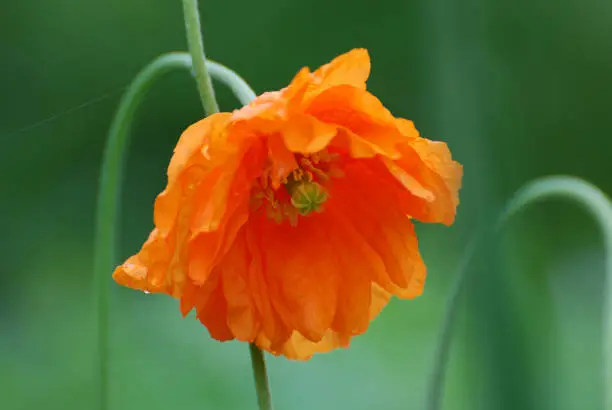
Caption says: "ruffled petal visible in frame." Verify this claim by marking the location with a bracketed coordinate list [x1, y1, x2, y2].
[194, 270, 234, 341]
[324, 207, 385, 336]
[113, 228, 175, 294]
[398, 118, 462, 213]
[330, 159, 427, 297]
[267, 133, 298, 188]
[268, 284, 391, 361]
[245, 219, 292, 352]
[167, 114, 232, 184]
[281, 113, 338, 153]
[279, 330, 351, 360]
[187, 201, 249, 284]
[115, 166, 207, 299]
[186, 140, 267, 284]
[275, 49, 370, 111]
[310, 49, 370, 94]
[191, 136, 266, 234]
[255, 213, 340, 343]
[220, 229, 260, 341]
[155, 114, 232, 234]
[307, 85, 405, 158]
[389, 141, 462, 225]
[370, 283, 392, 319]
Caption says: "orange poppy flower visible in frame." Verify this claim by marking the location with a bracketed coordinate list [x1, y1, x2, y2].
[114, 49, 462, 360]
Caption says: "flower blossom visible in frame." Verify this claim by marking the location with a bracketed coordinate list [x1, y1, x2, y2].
[114, 49, 463, 359]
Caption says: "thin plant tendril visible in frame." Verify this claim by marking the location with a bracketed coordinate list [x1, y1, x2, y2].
[425, 176, 612, 410]
[93, 51, 256, 410]
[0, 54, 256, 143]
[0, 87, 126, 142]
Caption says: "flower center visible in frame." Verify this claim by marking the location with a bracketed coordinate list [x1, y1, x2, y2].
[284, 168, 327, 216]
[251, 150, 341, 225]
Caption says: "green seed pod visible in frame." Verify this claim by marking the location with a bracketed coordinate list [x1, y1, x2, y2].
[289, 181, 328, 215]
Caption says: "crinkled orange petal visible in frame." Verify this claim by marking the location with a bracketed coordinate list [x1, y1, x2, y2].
[267, 133, 298, 188]
[309, 48, 370, 94]
[329, 159, 427, 296]
[389, 142, 462, 225]
[245, 219, 292, 352]
[220, 229, 260, 341]
[179, 279, 198, 317]
[114, 166, 205, 298]
[195, 270, 234, 341]
[304, 83, 461, 225]
[187, 202, 249, 285]
[307, 85, 404, 158]
[269, 283, 392, 360]
[324, 208, 385, 336]
[399, 120, 462, 210]
[167, 114, 232, 183]
[280, 331, 351, 360]
[113, 229, 173, 294]
[281, 113, 338, 153]
[271, 49, 371, 112]
[187, 140, 267, 284]
[370, 283, 392, 319]
[308, 93, 460, 225]
[255, 212, 339, 343]
[155, 114, 232, 234]
[191, 137, 266, 234]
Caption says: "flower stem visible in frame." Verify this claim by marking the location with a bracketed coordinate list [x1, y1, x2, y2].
[249, 343, 274, 410]
[93, 52, 256, 410]
[182, 0, 219, 115]
[425, 176, 612, 410]
[181, 7, 271, 409]
[178, 7, 274, 409]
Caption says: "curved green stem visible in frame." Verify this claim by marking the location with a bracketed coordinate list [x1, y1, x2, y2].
[182, 0, 219, 114]
[93, 52, 256, 410]
[250, 344, 274, 410]
[93, 53, 191, 410]
[425, 176, 612, 410]
[208, 61, 257, 106]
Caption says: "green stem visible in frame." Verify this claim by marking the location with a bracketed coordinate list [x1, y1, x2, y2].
[425, 176, 612, 410]
[93, 53, 191, 410]
[179, 6, 273, 408]
[179, 7, 274, 408]
[249, 343, 274, 410]
[208, 62, 257, 106]
[182, 0, 219, 115]
[93, 52, 256, 410]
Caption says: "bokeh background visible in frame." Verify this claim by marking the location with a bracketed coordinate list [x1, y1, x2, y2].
[2, 1, 612, 409]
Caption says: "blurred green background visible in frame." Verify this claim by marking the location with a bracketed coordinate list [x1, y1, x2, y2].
[2, 0, 612, 409]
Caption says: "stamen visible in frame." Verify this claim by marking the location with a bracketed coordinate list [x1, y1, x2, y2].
[251, 150, 340, 223]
